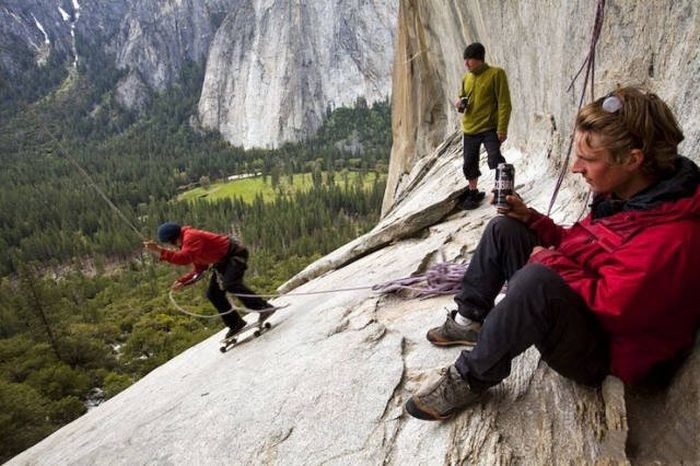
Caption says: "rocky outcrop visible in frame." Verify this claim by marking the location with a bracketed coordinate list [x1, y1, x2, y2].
[0, 0, 76, 74]
[196, 0, 397, 149]
[0, 0, 229, 109]
[108, 0, 236, 109]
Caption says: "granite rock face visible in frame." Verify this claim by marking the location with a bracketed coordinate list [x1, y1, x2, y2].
[108, 0, 236, 109]
[196, 0, 397, 149]
[2, 0, 396, 136]
[0, 0, 232, 109]
[0, 0, 81, 73]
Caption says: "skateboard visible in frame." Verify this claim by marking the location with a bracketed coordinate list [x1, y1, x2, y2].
[218, 304, 288, 353]
[219, 320, 273, 353]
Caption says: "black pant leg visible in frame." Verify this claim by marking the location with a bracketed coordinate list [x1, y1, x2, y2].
[206, 273, 245, 329]
[455, 216, 539, 321]
[482, 130, 506, 169]
[455, 264, 610, 391]
[226, 282, 270, 310]
[462, 133, 483, 181]
[219, 248, 270, 311]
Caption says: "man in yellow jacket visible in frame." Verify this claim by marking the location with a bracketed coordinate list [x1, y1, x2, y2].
[455, 42, 512, 210]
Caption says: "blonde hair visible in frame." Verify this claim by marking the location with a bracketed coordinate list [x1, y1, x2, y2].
[575, 87, 684, 176]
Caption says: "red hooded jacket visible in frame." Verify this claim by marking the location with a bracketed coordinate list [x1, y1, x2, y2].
[159, 226, 231, 284]
[527, 158, 700, 383]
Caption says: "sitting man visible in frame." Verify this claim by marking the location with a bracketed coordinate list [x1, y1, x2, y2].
[144, 223, 275, 339]
[406, 87, 700, 421]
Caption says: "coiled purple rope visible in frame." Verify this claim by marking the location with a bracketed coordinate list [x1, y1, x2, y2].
[372, 261, 469, 299]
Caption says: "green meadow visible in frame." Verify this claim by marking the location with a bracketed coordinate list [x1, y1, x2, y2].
[178, 171, 386, 203]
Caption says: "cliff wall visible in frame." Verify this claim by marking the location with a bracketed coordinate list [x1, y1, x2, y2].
[1, 0, 396, 147]
[196, 0, 397, 149]
[383, 0, 700, 213]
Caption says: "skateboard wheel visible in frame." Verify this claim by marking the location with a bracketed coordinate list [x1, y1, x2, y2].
[219, 347, 227, 353]
[264, 322, 272, 329]
[253, 330, 261, 337]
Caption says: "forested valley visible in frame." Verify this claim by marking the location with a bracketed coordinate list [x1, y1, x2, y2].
[0, 40, 391, 461]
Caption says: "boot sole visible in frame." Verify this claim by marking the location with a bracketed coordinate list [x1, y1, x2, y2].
[427, 339, 477, 347]
[405, 398, 453, 421]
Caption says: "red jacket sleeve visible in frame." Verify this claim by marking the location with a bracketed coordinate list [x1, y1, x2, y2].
[159, 236, 208, 283]
[526, 209, 567, 247]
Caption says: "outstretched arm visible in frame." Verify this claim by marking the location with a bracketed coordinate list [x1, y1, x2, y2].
[143, 240, 163, 254]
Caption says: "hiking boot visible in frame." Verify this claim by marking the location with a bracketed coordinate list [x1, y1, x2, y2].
[405, 365, 481, 421]
[459, 189, 485, 210]
[257, 307, 276, 324]
[225, 320, 246, 339]
[426, 310, 481, 347]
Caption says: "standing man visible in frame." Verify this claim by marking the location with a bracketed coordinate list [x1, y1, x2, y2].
[456, 42, 512, 210]
[144, 223, 275, 339]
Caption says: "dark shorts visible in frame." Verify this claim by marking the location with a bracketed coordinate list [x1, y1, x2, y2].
[462, 130, 506, 180]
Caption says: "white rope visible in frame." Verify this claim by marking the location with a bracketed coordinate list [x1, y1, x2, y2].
[167, 290, 282, 318]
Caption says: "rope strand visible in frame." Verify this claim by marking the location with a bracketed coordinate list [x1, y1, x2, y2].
[168, 290, 282, 318]
[6, 79, 146, 241]
[547, 0, 606, 216]
[168, 262, 472, 318]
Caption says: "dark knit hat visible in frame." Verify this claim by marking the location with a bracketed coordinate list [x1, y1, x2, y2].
[463, 42, 485, 60]
[157, 222, 181, 243]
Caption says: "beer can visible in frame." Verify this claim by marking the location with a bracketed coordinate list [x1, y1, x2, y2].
[494, 163, 515, 207]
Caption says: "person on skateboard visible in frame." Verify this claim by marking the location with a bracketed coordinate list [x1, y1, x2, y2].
[144, 223, 275, 339]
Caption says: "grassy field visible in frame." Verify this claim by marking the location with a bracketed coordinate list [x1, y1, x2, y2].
[178, 171, 386, 203]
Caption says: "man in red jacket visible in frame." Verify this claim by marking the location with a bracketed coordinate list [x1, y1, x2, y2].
[144, 225, 274, 339]
[406, 87, 700, 421]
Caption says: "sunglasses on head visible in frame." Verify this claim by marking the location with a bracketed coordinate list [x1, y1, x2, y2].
[601, 94, 623, 113]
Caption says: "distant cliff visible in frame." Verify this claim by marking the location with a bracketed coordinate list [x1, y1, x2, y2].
[196, 0, 397, 149]
[1, 0, 397, 148]
[1, 0, 236, 110]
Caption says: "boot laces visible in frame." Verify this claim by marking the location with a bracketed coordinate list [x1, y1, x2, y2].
[431, 367, 460, 405]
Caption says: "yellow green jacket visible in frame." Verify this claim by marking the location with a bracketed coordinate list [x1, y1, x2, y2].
[458, 63, 512, 135]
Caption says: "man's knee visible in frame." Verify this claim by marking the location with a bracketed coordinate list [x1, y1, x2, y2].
[222, 280, 245, 294]
[508, 263, 562, 294]
[484, 215, 530, 239]
[485, 146, 504, 170]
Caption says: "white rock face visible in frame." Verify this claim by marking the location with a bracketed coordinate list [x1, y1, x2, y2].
[112, 0, 233, 90]
[197, 0, 397, 149]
